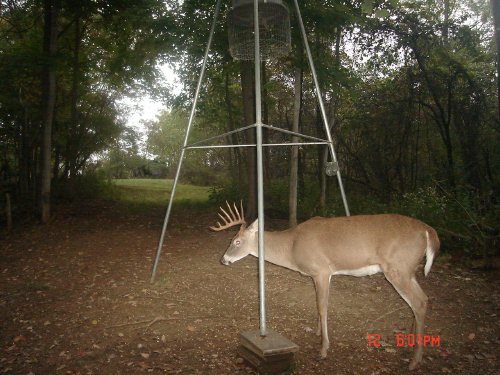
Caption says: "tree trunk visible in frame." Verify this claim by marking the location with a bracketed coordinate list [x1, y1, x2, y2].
[240, 61, 257, 221]
[319, 146, 328, 213]
[39, 0, 58, 223]
[320, 27, 342, 213]
[412, 43, 456, 188]
[262, 61, 270, 183]
[492, 0, 500, 119]
[19, 119, 33, 200]
[53, 145, 60, 179]
[18, 90, 36, 209]
[68, 15, 81, 178]
[225, 68, 243, 192]
[289, 67, 302, 227]
[442, 0, 449, 40]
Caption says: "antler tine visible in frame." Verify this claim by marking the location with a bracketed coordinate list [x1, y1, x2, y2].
[239, 200, 244, 222]
[224, 200, 238, 222]
[209, 201, 246, 231]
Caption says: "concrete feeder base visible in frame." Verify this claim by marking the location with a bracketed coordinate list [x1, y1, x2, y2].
[238, 330, 299, 374]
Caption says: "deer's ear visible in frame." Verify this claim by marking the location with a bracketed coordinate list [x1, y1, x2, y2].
[248, 219, 259, 233]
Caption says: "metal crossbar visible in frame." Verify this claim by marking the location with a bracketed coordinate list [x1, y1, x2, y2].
[185, 141, 330, 150]
[185, 122, 330, 150]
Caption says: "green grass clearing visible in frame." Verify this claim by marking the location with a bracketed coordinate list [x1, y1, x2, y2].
[112, 179, 212, 211]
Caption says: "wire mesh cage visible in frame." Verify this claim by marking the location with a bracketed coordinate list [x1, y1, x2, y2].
[228, 0, 291, 60]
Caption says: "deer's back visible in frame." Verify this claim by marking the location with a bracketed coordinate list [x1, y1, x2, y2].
[290, 214, 431, 273]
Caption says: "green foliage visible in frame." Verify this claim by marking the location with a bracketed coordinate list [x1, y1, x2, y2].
[208, 184, 246, 207]
[0, 0, 175, 216]
[144, 110, 187, 170]
[391, 186, 449, 228]
[1, 0, 498, 262]
[144, 110, 228, 186]
[386, 185, 498, 256]
[52, 172, 117, 202]
[97, 126, 167, 179]
[209, 178, 347, 220]
[433, 187, 500, 256]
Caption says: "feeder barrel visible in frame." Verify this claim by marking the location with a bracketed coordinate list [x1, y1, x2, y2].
[228, 0, 291, 61]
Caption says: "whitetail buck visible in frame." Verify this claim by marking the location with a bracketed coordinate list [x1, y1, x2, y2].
[210, 202, 440, 370]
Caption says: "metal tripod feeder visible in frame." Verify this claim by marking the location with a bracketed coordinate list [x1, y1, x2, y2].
[228, 0, 291, 60]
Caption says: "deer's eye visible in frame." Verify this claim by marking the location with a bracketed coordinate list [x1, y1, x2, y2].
[234, 239, 241, 246]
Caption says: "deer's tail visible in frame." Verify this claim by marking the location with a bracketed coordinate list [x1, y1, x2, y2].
[424, 228, 440, 277]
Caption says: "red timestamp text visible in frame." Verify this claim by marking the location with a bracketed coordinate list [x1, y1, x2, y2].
[367, 333, 441, 347]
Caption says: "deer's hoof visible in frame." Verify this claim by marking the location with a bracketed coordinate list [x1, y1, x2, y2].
[320, 348, 328, 359]
[408, 359, 420, 370]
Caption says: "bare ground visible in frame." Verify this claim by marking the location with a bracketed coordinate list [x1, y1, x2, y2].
[0, 201, 498, 374]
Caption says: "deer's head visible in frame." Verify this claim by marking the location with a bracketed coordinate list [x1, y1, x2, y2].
[210, 202, 258, 265]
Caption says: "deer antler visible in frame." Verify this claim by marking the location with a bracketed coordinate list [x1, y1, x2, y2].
[210, 201, 245, 231]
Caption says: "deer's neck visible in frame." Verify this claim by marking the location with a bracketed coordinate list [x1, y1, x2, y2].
[252, 229, 298, 271]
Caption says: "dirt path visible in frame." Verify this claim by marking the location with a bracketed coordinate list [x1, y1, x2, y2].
[1, 202, 498, 374]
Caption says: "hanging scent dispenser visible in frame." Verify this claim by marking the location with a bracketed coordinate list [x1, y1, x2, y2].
[228, 0, 291, 60]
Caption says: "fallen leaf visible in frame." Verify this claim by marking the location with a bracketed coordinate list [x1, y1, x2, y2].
[138, 361, 150, 369]
[187, 325, 196, 332]
[13, 335, 25, 343]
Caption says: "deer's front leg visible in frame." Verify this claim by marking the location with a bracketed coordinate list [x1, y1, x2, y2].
[316, 315, 321, 337]
[313, 274, 331, 358]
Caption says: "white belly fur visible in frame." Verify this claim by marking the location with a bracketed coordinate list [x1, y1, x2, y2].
[332, 264, 382, 277]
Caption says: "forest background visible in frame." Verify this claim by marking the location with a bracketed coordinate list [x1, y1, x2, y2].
[1, 0, 499, 262]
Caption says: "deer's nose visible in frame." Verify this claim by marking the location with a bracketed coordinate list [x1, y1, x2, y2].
[220, 256, 231, 266]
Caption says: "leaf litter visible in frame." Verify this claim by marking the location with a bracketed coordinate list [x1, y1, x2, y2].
[0, 201, 498, 374]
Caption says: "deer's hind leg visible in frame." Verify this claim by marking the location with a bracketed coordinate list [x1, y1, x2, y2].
[383, 268, 428, 370]
[313, 273, 331, 358]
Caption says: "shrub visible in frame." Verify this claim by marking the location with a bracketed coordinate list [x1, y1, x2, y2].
[53, 172, 117, 202]
[208, 184, 245, 207]
[390, 185, 499, 257]
[391, 186, 449, 229]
